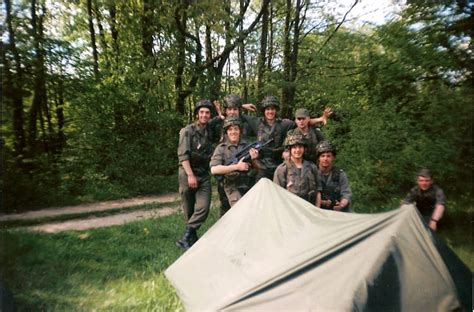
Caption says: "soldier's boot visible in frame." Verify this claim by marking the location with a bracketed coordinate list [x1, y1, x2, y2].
[189, 229, 199, 246]
[176, 226, 194, 250]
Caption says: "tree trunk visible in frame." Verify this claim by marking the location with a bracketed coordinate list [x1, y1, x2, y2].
[281, 0, 292, 118]
[4, 0, 26, 157]
[174, 1, 188, 116]
[94, 0, 109, 69]
[256, 0, 269, 99]
[238, 0, 249, 102]
[87, 0, 99, 77]
[281, 0, 305, 118]
[267, 2, 274, 71]
[29, 0, 52, 155]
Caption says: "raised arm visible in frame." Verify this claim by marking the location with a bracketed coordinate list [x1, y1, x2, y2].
[309, 107, 333, 126]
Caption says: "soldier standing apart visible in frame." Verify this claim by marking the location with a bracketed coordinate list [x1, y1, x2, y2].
[210, 117, 261, 207]
[402, 168, 446, 231]
[316, 141, 352, 212]
[274, 133, 321, 205]
[176, 100, 218, 250]
[284, 108, 327, 162]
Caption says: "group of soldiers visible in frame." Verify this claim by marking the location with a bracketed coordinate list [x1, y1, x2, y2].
[175, 94, 350, 249]
[176, 95, 446, 250]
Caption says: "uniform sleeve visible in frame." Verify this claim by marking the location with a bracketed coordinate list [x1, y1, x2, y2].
[310, 164, 321, 192]
[435, 186, 446, 206]
[339, 170, 352, 203]
[210, 145, 225, 167]
[314, 126, 325, 141]
[282, 118, 296, 132]
[273, 164, 287, 188]
[240, 114, 260, 136]
[207, 117, 224, 143]
[177, 126, 192, 163]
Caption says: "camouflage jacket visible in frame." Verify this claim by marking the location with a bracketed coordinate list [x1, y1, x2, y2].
[273, 160, 320, 204]
[210, 139, 255, 190]
[318, 167, 352, 210]
[242, 115, 295, 168]
[178, 122, 215, 178]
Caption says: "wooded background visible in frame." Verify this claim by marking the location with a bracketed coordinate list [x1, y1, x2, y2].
[2, 0, 472, 212]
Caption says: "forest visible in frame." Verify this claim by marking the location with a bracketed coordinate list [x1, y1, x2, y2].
[2, 0, 472, 213]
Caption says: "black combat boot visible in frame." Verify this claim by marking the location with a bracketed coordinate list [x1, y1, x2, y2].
[189, 229, 199, 246]
[176, 226, 194, 250]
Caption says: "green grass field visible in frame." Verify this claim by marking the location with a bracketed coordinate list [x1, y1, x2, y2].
[0, 200, 472, 310]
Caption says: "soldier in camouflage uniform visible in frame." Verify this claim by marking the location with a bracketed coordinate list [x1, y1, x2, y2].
[316, 141, 352, 212]
[176, 100, 218, 250]
[273, 133, 321, 205]
[210, 117, 261, 208]
[242, 96, 331, 181]
[285, 108, 325, 163]
[402, 168, 446, 231]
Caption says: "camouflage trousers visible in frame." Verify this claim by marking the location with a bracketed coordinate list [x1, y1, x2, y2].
[178, 168, 211, 229]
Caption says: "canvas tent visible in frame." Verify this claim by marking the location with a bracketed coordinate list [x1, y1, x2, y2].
[165, 178, 471, 311]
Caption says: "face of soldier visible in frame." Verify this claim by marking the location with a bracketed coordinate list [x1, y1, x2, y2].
[226, 125, 241, 144]
[318, 152, 335, 170]
[295, 116, 310, 130]
[417, 176, 433, 191]
[197, 108, 211, 126]
[290, 144, 305, 160]
[264, 106, 277, 122]
[226, 107, 240, 117]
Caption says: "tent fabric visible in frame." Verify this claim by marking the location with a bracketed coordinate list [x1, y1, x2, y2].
[165, 178, 471, 311]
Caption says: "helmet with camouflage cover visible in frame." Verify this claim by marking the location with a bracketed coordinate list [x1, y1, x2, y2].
[193, 99, 215, 117]
[223, 116, 241, 130]
[316, 141, 336, 156]
[260, 95, 280, 111]
[284, 132, 307, 149]
[223, 94, 242, 109]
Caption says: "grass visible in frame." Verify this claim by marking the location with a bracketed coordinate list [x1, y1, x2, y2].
[0, 206, 221, 311]
[0, 197, 472, 310]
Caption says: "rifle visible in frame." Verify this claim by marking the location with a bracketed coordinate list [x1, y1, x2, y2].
[229, 138, 274, 165]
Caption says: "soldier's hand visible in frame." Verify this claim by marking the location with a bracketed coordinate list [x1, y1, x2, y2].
[213, 100, 223, 117]
[236, 157, 249, 171]
[282, 150, 290, 161]
[187, 174, 198, 189]
[333, 200, 342, 211]
[428, 220, 438, 231]
[242, 103, 257, 112]
[322, 107, 333, 126]
[322, 199, 332, 208]
[249, 148, 259, 160]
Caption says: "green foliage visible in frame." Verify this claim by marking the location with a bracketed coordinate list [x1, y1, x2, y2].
[297, 6, 473, 207]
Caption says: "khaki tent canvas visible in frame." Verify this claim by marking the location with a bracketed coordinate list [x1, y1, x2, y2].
[165, 178, 471, 311]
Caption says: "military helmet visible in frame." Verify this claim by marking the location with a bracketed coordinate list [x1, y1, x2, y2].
[417, 168, 432, 178]
[316, 141, 336, 156]
[260, 95, 280, 111]
[223, 94, 242, 109]
[223, 116, 241, 130]
[193, 99, 215, 117]
[284, 132, 306, 148]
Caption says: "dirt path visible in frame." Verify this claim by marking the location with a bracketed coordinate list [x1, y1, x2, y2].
[0, 194, 179, 222]
[26, 207, 178, 233]
[1, 193, 181, 233]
